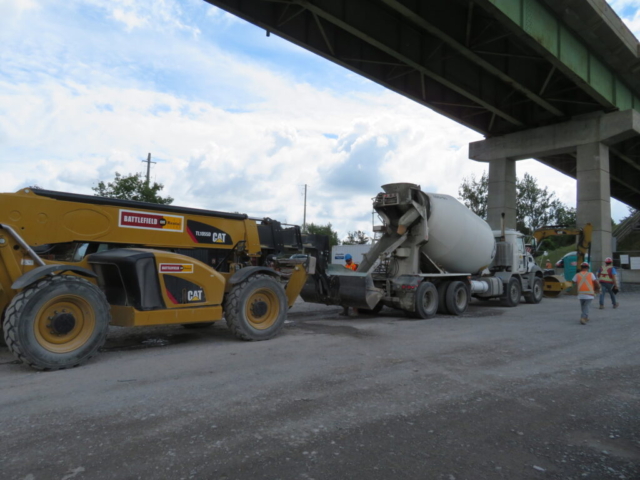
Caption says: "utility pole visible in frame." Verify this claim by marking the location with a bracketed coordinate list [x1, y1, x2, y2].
[303, 184, 307, 233]
[142, 153, 156, 185]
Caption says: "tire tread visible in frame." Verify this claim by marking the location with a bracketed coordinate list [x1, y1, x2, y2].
[2, 275, 110, 371]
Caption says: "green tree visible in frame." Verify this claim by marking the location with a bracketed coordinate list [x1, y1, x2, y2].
[93, 172, 173, 205]
[458, 172, 488, 218]
[458, 171, 576, 234]
[516, 173, 568, 234]
[343, 230, 370, 245]
[305, 222, 340, 247]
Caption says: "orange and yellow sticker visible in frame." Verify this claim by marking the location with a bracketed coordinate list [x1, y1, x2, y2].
[119, 209, 184, 232]
[159, 263, 194, 274]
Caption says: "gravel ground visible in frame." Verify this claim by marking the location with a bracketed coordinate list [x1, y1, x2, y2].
[1, 290, 639, 480]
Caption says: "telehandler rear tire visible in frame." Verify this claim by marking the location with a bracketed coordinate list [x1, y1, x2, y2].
[3, 275, 111, 370]
[224, 274, 287, 341]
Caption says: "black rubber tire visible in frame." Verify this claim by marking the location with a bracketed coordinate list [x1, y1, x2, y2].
[0, 310, 6, 347]
[3, 275, 111, 370]
[411, 282, 438, 319]
[445, 281, 470, 316]
[359, 302, 384, 315]
[500, 277, 522, 307]
[437, 281, 451, 314]
[181, 322, 215, 329]
[223, 274, 287, 341]
[524, 277, 544, 304]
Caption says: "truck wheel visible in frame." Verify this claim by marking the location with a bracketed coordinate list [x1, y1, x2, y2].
[500, 277, 522, 307]
[445, 281, 469, 316]
[524, 277, 544, 304]
[437, 281, 450, 314]
[3, 275, 110, 370]
[411, 282, 438, 319]
[224, 274, 287, 341]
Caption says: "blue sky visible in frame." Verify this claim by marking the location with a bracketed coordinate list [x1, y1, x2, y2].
[0, 0, 638, 238]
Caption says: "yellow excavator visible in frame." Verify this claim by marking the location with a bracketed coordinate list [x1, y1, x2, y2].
[532, 223, 592, 297]
[0, 188, 320, 370]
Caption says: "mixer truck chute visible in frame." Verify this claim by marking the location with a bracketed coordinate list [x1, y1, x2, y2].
[301, 183, 544, 317]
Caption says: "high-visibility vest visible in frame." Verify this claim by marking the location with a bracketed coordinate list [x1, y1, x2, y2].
[576, 272, 595, 295]
[597, 266, 614, 284]
[345, 262, 357, 271]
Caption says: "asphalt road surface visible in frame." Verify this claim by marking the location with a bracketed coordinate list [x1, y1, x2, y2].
[1, 291, 639, 480]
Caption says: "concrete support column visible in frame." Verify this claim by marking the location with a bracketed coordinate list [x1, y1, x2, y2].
[576, 142, 612, 268]
[487, 157, 517, 231]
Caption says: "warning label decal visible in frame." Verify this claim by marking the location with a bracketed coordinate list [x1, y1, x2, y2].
[118, 209, 184, 232]
[159, 263, 194, 274]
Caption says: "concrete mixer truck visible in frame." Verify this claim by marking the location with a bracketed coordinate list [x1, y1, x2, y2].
[301, 183, 544, 318]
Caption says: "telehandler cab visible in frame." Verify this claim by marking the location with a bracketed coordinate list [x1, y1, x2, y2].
[0, 188, 318, 370]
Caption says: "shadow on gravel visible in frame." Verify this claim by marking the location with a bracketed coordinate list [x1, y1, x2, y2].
[101, 324, 234, 352]
[292, 322, 375, 338]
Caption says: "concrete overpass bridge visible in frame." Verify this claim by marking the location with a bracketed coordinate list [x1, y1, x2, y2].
[204, 0, 640, 265]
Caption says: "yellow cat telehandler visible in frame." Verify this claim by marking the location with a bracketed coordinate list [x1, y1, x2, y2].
[0, 188, 321, 370]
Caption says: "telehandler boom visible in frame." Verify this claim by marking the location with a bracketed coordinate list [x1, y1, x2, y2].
[0, 188, 316, 370]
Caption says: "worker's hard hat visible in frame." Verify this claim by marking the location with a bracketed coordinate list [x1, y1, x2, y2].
[345, 253, 352, 261]
[580, 262, 590, 268]
[605, 257, 613, 264]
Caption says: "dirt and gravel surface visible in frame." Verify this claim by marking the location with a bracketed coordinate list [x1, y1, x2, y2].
[1, 290, 639, 480]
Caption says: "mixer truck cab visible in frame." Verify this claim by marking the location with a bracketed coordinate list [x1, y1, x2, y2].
[486, 228, 545, 307]
[301, 183, 545, 318]
[492, 229, 531, 275]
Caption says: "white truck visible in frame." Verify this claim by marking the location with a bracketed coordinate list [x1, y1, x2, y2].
[302, 183, 544, 317]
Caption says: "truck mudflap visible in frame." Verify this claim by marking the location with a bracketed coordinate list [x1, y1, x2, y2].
[300, 266, 382, 310]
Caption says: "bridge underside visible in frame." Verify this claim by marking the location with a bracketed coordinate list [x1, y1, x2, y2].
[203, 0, 640, 209]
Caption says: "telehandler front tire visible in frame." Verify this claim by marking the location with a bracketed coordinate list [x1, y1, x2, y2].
[224, 274, 287, 341]
[3, 275, 111, 370]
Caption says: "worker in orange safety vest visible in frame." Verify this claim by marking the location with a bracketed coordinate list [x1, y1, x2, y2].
[572, 262, 600, 325]
[597, 257, 619, 309]
[344, 253, 358, 271]
[340, 253, 359, 316]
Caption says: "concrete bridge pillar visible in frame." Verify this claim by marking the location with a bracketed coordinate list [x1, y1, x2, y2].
[469, 111, 640, 264]
[487, 157, 517, 231]
[577, 142, 612, 268]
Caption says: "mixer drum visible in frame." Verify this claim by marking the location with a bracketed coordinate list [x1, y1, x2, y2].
[420, 193, 496, 274]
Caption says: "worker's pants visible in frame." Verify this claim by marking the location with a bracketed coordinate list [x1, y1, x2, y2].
[599, 282, 617, 306]
[580, 299, 592, 319]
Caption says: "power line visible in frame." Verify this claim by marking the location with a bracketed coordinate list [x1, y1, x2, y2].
[142, 153, 156, 184]
[303, 184, 307, 232]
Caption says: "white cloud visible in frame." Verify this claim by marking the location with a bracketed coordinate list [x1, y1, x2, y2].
[81, 0, 200, 35]
[609, 0, 640, 38]
[0, 0, 636, 244]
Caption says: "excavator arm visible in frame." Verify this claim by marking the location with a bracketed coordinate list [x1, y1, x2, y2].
[532, 224, 593, 297]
